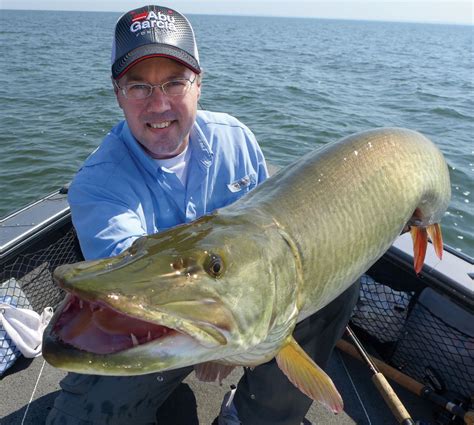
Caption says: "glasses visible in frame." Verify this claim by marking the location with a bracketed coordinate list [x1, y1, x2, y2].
[114, 76, 197, 100]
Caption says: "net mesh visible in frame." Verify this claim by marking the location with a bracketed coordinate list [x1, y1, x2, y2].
[390, 300, 474, 398]
[351, 275, 473, 399]
[1, 228, 82, 372]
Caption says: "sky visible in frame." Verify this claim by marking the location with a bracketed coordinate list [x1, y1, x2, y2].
[0, 0, 473, 25]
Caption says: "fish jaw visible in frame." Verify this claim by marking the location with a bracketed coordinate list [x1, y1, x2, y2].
[44, 320, 225, 376]
[44, 237, 238, 373]
[44, 214, 299, 374]
[43, 291, 234, 375]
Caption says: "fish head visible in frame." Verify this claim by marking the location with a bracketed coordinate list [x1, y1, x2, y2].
[43, 213, 289, 374]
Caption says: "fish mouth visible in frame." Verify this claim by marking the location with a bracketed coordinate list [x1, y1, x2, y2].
[46, 293, 229, 357]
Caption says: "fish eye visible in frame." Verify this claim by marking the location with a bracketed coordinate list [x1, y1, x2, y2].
[204, 253, 224, 278]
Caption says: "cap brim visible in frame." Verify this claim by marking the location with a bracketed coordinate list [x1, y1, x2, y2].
[112, 44, 201, 79]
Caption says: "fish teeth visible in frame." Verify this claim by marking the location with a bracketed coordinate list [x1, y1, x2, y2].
[79, 299, 84, 309]
[131, 333, 139, 347]
[147, 331, 152, 342]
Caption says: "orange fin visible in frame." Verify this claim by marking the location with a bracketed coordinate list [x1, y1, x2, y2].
[194, 362, 235, 385]
[410, 227, 428, 274]
[426, 223, 443, 260]
[276, 336, 343, 414]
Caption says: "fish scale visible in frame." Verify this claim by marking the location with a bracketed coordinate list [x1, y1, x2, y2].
[231, 128, 450, 318]
[44, 127, 451, 413]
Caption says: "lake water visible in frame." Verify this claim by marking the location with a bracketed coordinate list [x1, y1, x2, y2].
[0, 10, 472, 256]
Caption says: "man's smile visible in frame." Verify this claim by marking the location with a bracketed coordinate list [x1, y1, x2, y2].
[147, 121, 172, 129]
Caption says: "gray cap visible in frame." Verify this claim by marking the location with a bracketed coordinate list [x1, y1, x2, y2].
[111, 5, 201, 79]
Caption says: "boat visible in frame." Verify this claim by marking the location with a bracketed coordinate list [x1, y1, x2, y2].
[1, 184, 473, 425]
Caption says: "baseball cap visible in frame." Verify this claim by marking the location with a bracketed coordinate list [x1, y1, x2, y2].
[111, 5, 201, 79]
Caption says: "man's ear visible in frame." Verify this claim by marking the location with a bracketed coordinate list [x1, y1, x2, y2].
[196, 72, 203, 100]
[112, 76, 124, 110]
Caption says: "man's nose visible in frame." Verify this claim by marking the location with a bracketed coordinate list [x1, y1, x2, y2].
[146, 87, 170, 111]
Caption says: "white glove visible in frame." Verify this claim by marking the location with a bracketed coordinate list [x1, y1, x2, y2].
[0, 303, 53, 358]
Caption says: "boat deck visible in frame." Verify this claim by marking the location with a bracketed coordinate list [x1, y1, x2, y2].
[1, 190, 471, 425]
[1, 341, 436, 425]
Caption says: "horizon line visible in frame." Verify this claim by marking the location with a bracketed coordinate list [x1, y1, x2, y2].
[1, 7, 472, 27]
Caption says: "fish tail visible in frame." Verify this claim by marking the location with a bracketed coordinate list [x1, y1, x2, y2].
[426, 223, 443, 260]
[410, 223, 443, 274]
[410, 226, 428, 274]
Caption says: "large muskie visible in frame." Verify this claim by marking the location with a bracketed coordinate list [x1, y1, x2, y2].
[43, 128, 451, 412]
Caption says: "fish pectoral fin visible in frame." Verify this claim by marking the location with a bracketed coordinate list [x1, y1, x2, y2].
[194, 362, 235, 384]
[275, 336, 343, 414]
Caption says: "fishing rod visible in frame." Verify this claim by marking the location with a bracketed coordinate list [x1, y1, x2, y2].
[344, 326, 416, 425]
[338, 330, 474, 425]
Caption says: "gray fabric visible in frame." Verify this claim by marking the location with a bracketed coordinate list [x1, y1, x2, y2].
[46, 367, 193, 425]
[234, 280, 361, 425]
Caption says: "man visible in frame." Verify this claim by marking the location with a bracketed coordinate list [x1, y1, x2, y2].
[47, 5, 359, 425]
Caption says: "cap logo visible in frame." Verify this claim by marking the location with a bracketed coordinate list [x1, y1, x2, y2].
[131, 11, 148, 22]
[130, 10, 177, 34]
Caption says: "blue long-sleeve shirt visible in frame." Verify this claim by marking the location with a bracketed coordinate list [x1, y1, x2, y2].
[68, 110, 268, 260]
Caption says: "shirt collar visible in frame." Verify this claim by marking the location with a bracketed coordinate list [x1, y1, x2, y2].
[120, 118, 214, 174]
[189, 118, 214, 169]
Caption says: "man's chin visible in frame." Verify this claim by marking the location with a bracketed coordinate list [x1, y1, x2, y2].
[139, 137, 189, 160]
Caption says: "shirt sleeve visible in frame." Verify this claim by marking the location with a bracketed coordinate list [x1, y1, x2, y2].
[242, 121, 269, 185]
[68, 182, 146, 260]
[255, 140, 269, 184]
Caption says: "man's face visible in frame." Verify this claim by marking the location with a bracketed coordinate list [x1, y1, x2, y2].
[115, 57, 201, 159]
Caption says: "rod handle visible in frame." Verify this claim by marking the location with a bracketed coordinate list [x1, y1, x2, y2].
[337, 339, 424, 393]
[337, 340, 470, 422]
[464, 410, 474, 425]
[372, 372, 415, 425]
